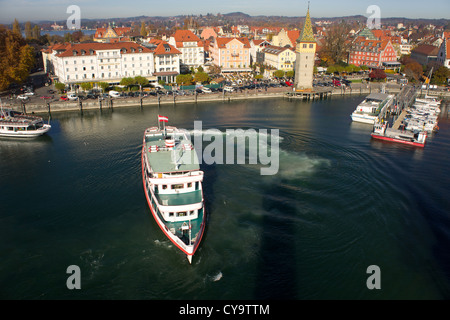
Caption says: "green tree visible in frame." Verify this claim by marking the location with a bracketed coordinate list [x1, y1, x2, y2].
[120, 77, 136, 90]
[80, 82, 93, 91]
[134, 76, 148, 87]
[97, 82, 110, 92]
[54, 82, 66, 93]
[285, 70, 294, 78]
[431, 66, 449, 85]
[273, 70, 285, 78]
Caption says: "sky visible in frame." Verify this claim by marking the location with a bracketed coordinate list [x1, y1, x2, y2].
[0, 0, 449, 24]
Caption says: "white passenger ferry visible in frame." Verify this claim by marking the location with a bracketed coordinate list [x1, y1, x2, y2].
[0, 107, 51, 138]
[351, 93, 394, 124]
[141, 115, 206, 264]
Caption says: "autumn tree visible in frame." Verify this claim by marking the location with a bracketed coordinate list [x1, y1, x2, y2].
[193, 72, 210, 84]
[24, 21, 32, 39]
[0, 25, 35, 91]
[12, 19, 21, 36]
[32, 25, 40, 39]
[369, 68, 387, 81]
[404, 61, 423, 82]
[176, 74, 193, 85]
[321, 21, 351, 65]
[140, 22, 148, 37]
[431, 66, 449, 85]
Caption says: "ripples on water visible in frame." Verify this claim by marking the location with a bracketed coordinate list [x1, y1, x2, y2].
[0, 97, 449, 299]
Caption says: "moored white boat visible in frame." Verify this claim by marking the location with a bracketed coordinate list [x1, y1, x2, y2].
[0, 107, 51, 138]
[371, 123, 427, 147]
[351, 93, 394, 124]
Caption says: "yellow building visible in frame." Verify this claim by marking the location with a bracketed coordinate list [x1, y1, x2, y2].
[262, 45, 296, 71]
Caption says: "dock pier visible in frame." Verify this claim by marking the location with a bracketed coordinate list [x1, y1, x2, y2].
[390, 86, 419, 128]
[285, 88, 332, 100]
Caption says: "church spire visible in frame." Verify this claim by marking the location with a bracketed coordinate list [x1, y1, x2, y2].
[297, 2, 315, 43]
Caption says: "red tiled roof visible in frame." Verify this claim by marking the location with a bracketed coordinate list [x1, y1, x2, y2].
[150, 40, 182, 55]
[286, 30, 300, 47]
[94, 27, 131, 38]
[55, 42, 153, 57]
[412, 44, 440, 56]
[172, 30, 203, 47]
[215, 37, 250, 49]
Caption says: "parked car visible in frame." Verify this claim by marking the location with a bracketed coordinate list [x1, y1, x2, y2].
[60, 96, 69, 101]
[17, 95, 29, 100]
[108, 90, 121, 98]
[67, 93, 78, 100]
[201, 87, 212, 93]
[223, 86, 234, 92]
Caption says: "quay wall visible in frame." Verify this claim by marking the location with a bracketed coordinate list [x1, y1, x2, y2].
[5, 87, 450, 115]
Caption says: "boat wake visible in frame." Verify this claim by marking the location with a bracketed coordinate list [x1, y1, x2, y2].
[206, 271, 223, 282]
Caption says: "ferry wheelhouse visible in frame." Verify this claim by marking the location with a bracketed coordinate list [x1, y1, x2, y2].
[141, 115, 206, 264]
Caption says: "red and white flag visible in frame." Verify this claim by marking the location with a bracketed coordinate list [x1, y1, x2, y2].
[158, 115, 168, 122]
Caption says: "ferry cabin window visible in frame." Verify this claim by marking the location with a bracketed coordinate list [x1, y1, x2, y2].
[162, 185, 168, 190]
[169, 212, 174, 217]
[171, 184, 184, 190]
[187, 182, 192, 188]
[177, 212, 187, 217]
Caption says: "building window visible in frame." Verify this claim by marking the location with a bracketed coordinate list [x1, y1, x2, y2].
[303, 44, 307, 48]
[309, 44, 314, 48]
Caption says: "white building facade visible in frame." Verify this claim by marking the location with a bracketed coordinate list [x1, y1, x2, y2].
[168, 30, 204, 71]
[46, 42, 155, 85]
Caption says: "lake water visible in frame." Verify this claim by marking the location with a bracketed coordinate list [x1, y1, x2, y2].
[0, 96, 449, 302]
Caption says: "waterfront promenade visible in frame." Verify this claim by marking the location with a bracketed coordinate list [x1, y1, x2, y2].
[2, 82, 449, 115]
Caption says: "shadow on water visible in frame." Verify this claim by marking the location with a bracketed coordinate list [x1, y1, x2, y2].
[254, 181, 298, 299]
[407, 176, 450, 299]
[199, 162, 218, 253]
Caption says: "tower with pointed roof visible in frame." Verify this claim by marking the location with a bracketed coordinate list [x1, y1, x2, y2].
[294, 3, 316, 91]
